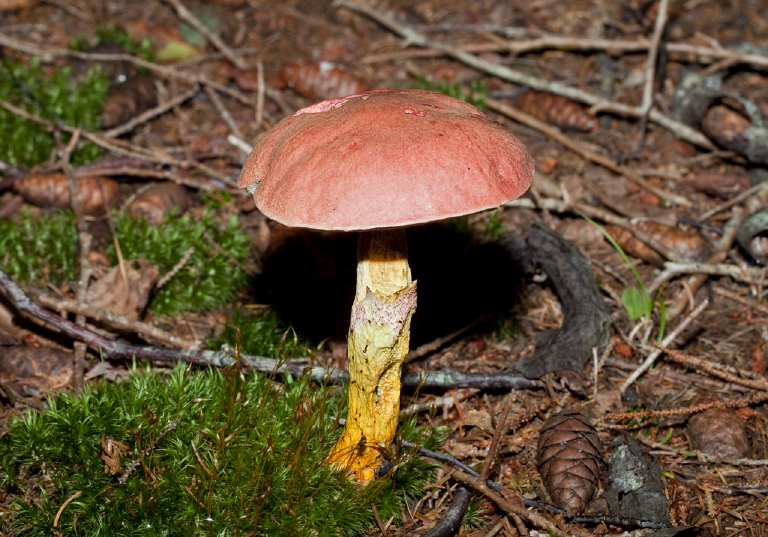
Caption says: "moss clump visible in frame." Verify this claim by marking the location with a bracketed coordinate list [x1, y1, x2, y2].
[71, 25, 154, 63]
[0, 364, 443, 536]
[413, 75, 487, 111]
[111, 210, 251, 316]
[0, 59, 108, 168]
[208, 308, 308, 358]
[0, 209, 251, 316]
[0, 210, 79, 285]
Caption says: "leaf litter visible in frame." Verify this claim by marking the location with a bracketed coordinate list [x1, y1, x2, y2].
[0, 0, 767, 535]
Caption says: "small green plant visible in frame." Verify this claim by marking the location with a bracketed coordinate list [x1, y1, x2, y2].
[462, 497, 492, 529]
[485, 209, 504, 241]
[111, 210, 251, 315]
[0, 59, 108, 168]
[580, 213, 666, 341]
[208, 308, 307, 358]
[0, 210, 79, 285]
[0, 364, 443, 536]
[413, 75, 488, 111]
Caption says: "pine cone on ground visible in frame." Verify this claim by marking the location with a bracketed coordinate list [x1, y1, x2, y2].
[537, 411, 602, 513]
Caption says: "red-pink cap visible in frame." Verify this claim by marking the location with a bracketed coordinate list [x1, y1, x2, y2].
[238, 89, 534, 231]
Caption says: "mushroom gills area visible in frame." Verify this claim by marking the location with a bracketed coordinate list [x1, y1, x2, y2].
[327, 228, 416, 482]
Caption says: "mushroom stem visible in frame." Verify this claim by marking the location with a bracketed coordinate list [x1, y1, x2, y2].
[327, 228, 417, 482]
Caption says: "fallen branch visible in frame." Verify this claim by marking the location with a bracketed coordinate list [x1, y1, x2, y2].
[0, 267, 540, 390]
[361, 35, 768, 72]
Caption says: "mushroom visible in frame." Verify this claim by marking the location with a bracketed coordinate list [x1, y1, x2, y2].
[238, 89, 534, 482]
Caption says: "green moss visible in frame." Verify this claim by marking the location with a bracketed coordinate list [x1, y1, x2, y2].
[71, 25, 154, 65]
[0, 364, 444, 536]
[0, 210, 251, 316]
[208, 308, 307, 359]
[413, 75, 487, 111]
[0, 210, 78, 286]
[110, 210, 252, 316]
[0, 59, 108, 168]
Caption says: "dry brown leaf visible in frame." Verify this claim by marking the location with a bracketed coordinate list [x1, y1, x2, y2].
[101, 74, 158, 130]
[0, 346, 73, 393]
[86, 259, 159, 320]
[537, 411, 601, 513]
[127, 182, 191, 225]
[14, 173, 119, 216]
[687, 392, 750, 460]
[462, 409, 493, 432]
[280, 61, 368, 101]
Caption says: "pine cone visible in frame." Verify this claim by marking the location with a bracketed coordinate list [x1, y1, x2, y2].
[687, 393, 750, 460]
[537, 411, 601, 513]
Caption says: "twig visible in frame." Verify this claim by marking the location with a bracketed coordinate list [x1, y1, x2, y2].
[118, 420, 178, 484]
[156, 247, 195, 290]
[400, 390, 477, 417]
[254, 60, 266, 133]
[404, 314, 489, 363]
[607, 390, 768, 422]
[31, 290, 200, 349]
[0, 31, 254, 108]
[648, 261, 767, 297]
[0, 97, 236, 186]
[666, 207, 745, 320]
[61, 129, 91, 391]
[619, 299, 709, 394]
[360, 35, 768, 71]
[420, 486, 472, 537]
[484, 97, 692, 207]
[631, 0, 669, 155]
[698, 181, 768, 221]
[0, 266, 540, 390]
[52, 490, 83, 528]
[713, 287, 768, 316]
[103, 84, 199, 138]
[162, 0, 247, 70]
[572, 202, 689, 261]
[450, 470, 565, 536]
[335, 0, 715, 150]
[480, 395, 514, 482]
[654, 343, 768, 391]
[205, 86, 245, 142]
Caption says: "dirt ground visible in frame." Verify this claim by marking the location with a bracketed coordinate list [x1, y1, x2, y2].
[1, 0, 768, 535]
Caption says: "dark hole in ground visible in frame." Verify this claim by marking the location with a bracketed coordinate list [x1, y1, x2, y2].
[253, 222, 525, 347]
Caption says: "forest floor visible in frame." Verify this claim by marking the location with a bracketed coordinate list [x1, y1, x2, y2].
[1, 0, 768, 536]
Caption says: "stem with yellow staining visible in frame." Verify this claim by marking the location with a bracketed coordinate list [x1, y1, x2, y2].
[327, 228, 417, 482]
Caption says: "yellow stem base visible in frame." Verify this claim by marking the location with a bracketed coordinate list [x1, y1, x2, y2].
[327, 229, 416, 482]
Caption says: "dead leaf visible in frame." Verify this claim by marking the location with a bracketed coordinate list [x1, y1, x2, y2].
[0, 346, 74, 393]
[86, 259, 159, 320]
[462, 409, 493, 432]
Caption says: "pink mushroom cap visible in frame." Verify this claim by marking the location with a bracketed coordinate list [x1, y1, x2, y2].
[238, 89, 534, 231]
